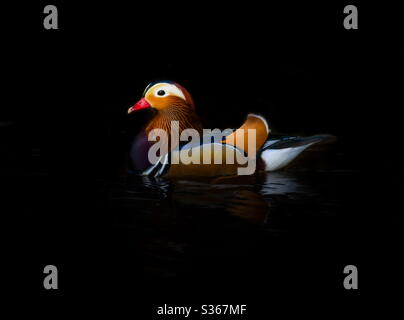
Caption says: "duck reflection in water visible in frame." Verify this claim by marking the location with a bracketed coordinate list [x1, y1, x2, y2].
[110, 172, 315, 278]
[123, 172, 310, 224]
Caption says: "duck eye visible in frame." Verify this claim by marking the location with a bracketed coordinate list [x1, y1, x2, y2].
[157, 90, 166, 96]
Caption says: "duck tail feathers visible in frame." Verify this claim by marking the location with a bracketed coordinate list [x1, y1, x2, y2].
[262, 134, 335, 151]
[260, 134, 335, 171]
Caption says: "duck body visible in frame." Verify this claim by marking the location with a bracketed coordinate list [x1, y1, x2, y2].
[129, 112, 269, 177]
[128, 81, 333, 178]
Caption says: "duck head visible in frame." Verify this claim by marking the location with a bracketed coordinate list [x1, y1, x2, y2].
[128, 81, 203, 141]
[128, 81, 195, 114]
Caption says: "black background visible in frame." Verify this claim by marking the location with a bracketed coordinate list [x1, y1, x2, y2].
[2, 0, 403, 317]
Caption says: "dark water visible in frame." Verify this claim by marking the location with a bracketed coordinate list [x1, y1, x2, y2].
[90, 165, 404, 297]
[111, 171, 337, 267]
[2, 126, 403, 311]
[101, 168, 350, 290]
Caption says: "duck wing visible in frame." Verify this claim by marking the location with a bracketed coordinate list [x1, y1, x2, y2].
[164, 114, 271, 178]
[223, 113, 270, 154]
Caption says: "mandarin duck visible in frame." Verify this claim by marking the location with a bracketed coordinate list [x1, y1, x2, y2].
[128, 81, 333, 178]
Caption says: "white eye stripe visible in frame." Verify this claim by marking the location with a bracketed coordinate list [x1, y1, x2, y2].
[148, 83, 186, 100]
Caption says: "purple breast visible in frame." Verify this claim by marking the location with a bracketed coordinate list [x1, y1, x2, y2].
[129, 131, 153, 172]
